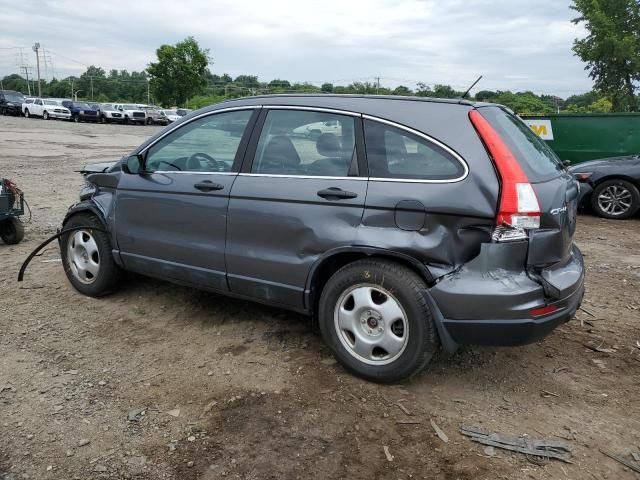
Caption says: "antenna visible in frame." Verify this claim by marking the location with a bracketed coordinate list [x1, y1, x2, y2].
[461, 75, 483, 99]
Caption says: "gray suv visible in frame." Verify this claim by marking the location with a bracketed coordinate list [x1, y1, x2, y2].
[60, 95, 585, 382]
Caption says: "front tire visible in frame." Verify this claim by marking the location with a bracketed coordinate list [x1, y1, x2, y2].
[43, 111, 50, 120]
[60, 213, 123, 297]
[0, 218, 25, 244]
[24, 109, 30, 118]
[591, 179, 640, 219]
[318, 259, 438, 383]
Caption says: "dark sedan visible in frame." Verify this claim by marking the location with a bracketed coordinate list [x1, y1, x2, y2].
[569, 155, 640, 219]
[61, 101, 99, 122]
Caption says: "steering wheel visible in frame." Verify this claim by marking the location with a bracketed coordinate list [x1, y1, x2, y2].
[157, 159, 182, 171]
[186, 152, 219, 171]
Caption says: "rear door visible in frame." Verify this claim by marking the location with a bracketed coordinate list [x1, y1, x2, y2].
[225, 107, 367, 309]
[32, 99, 44, 116]
[477, 107, 578, 267]
[114, 107, 258, 290]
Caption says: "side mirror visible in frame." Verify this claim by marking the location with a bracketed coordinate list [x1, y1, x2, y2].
[123, 154, 145, 174]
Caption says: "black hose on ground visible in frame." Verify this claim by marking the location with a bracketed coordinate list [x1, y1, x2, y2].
[18, 226, 109, 282]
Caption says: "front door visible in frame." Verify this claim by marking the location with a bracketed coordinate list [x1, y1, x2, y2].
[114, 108, 257, 291]
[226, 107, 367, 309]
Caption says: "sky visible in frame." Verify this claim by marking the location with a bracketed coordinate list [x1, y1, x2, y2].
[0, 0, 592, 96]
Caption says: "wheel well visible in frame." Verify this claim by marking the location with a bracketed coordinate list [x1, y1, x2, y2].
[308, 251, 432, 320]
[63, 207, 106, 229]
[594, 175, 640, 191]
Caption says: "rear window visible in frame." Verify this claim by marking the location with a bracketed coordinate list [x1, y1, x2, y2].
[479, 106, 564, 181]
[363, 119, 465, 181]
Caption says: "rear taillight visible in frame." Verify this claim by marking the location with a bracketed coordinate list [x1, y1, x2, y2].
[469, 110, 541, 241]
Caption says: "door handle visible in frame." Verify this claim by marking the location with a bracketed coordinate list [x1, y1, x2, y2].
[317, 187, 358, 200]
[194, 181, 224, 192]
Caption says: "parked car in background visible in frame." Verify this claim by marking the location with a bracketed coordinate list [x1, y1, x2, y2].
[61, 101, 99, 122]
[140, 106, 169, 125]
[60, 95, 584, 382]
[117, 104, 146, 125]
[176, 108, 192, 117]
[23, 98, 71, 120]
[22, 97, 35, 114]
[569, 155, 640, 219]
[95, 104, 125, 124]
[293, 119, 342, 139]
[0, 90, 26, 116]
[159, 109, 181, 123]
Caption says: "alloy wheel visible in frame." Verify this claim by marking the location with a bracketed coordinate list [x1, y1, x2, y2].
[598, 184, 633, 216]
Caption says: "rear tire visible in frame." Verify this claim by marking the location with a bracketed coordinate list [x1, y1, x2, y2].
[318, 259, 438, 383]
[0, 218, 25, 244]
[60, 213, 123, 297]
[591, 179, 640, 219]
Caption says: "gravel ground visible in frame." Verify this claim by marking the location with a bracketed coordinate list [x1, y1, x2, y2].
[1, 115, 639, 479]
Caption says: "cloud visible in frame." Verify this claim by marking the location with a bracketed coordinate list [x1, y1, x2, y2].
[0, 0, 592, 95]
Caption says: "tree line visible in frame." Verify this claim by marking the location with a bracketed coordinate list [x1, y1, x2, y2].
[0, 67, 623, 115]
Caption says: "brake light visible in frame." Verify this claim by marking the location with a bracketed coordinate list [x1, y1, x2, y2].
[469, 110, 541, 237]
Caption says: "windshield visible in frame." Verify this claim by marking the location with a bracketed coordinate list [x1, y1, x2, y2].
[43, 100, 58, 106]
[479, 106, 564, 181]
[123, 104, 138, 110]
[3, 92, 24, 102]
[101, 105, 115, 111]
[75, 103, 91, 109]
[163, 110, 178, 115]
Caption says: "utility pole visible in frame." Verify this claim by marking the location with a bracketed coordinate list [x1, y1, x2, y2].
[20, 66, 31, 96]
[90, 76, 93, 99]
[32, 42, 41, 97]
[375, 76, 380, 94]
[147, 79, 150, 105]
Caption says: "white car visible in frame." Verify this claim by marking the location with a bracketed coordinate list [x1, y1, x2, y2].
[96, 104, 125, 124]
[23, 98, 71, 120]
[114, 103, 146, 125]
[159, 109, 181, 123]
[292, 120, 342, 138]
[21, 98, 35, 115]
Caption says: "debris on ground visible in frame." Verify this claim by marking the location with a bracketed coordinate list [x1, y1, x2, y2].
[166, 408, 180, 418]
[396, 400, 412, 416]
[599, 449, 640, 474]
[127, 408, 146, 422]
[383, 445, 394, 462]
[430, 419, 449, 443]
[460, 426, 572, 463]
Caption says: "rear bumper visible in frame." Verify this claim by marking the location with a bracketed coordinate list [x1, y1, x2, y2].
[429, 242, 584, 348]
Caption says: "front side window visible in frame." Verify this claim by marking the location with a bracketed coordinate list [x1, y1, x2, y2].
[364, 119, 465, 180]
[144, 110, 253, 173]
[251, 110, 356, 177]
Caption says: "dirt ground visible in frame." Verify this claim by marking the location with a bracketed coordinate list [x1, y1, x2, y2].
[1, 115, 639, 480]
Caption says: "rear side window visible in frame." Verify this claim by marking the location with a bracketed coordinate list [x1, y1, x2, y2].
[363, 119, 465, 180]
[478, 107, 564, 181]
[252, 110, 356, 177]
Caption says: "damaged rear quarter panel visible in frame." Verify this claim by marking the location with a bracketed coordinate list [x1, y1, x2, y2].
[359, 101, 499, 277]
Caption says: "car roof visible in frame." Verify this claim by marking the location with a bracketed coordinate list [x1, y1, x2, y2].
[212, 93, 479, 107]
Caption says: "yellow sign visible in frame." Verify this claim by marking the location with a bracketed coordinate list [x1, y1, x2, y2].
[524, 119, 554, 141]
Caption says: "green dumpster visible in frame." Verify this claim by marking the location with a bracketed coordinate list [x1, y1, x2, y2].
[520, 113, 640, 165]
